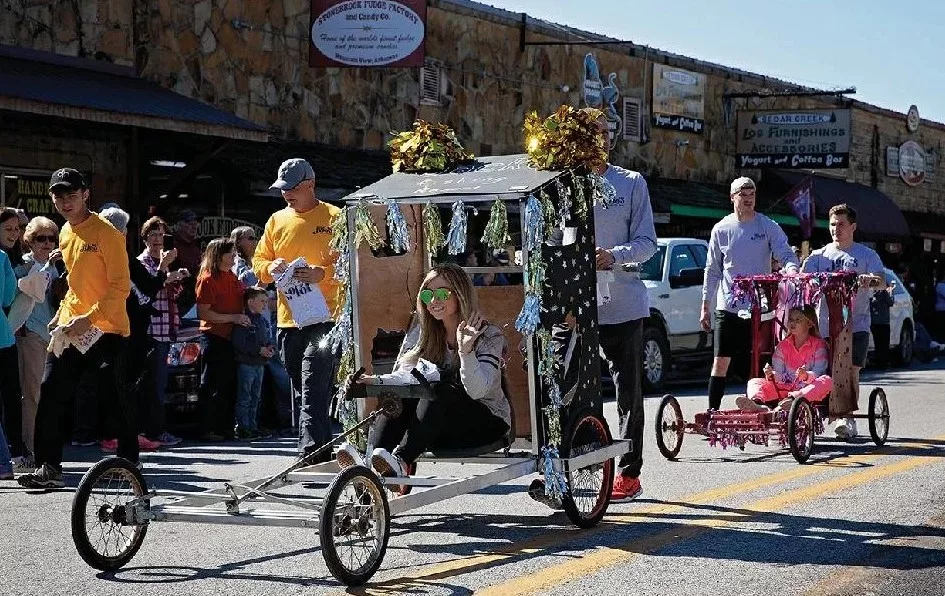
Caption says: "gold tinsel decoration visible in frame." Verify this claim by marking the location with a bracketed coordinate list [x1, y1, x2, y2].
[523, 105, 607, 171]
[388, 120, 474, 173]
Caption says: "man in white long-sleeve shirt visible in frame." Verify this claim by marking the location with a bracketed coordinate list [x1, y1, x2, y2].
[593, 117, 658, 502]
[701, 176, 799, 411]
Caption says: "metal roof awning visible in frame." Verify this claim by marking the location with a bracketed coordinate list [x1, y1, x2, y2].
[763, 170, 910, 240]
[0, 45, 267, 142]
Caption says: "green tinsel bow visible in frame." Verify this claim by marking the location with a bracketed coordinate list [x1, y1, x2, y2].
[422, 201, 445, 256]
[481, 199, 510, 249]
[542, 404, 562, 447]
[573, 173, 589, 223]
[353, 200, 384, 250]
[539, 188, 556, 239]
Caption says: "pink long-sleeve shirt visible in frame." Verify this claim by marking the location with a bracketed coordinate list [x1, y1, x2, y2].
[771, 335, 830, 384]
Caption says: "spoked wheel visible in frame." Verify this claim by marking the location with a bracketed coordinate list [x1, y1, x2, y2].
[787, 398, 815, 464]
[319, 465, 390, 586]
[868, 387, 890, 446]
[655, 394, 684, 460]
[561, 409, 615, 529]
[71, 457, 149, 571]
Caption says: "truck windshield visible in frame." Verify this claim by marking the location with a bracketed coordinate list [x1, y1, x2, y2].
[640, 245, 666, 281]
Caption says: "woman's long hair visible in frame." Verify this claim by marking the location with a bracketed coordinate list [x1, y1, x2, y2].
[198, 238, 234, 277]
[0, 208, 24, 265]
[402, 263, 477, 367]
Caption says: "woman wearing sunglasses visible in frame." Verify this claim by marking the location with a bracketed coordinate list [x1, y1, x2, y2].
[11, 217, 62, 464]
[336, 263, 512, 487]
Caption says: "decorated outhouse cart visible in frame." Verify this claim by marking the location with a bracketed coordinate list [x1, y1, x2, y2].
[69, 112, 631, 587]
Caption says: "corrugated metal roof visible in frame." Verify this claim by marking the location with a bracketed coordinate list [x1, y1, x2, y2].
[0, 45, 266, 141]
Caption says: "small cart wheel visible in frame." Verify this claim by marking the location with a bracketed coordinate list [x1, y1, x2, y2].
[71, 457, 149, 571]
[787, 398, 815, 464]
[561, 409, 615, 529]
[655, 394, 684, 460]
[319, 465, 390, 586]
[868, 387, 890, 446]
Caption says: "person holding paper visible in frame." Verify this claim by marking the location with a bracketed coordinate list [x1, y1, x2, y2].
[19, 168, 138, 489]
[252, 158, 339, 460]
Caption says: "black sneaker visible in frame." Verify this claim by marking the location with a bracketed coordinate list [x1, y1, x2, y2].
[16, 464, 64, 489]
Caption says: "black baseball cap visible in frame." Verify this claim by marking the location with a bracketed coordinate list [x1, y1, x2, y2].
[48, 168, 87, 193]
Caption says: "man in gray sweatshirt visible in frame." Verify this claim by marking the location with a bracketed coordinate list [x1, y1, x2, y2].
[593, 118, 658, 502]
[701, 176, 799, 411]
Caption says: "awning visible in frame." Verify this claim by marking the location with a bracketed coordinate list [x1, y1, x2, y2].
[0, 45, 267, 142]
[762, 170, 910, 239]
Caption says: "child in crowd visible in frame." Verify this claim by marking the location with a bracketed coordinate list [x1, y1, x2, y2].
[737, 306, 833, 411]
[232, 287, 276, 440]
[0, 422, 12, 480]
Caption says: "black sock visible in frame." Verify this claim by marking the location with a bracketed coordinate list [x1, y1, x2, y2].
[708, 375, 726, 410]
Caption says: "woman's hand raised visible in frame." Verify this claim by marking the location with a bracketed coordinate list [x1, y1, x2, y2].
[457, 311, 486, 355]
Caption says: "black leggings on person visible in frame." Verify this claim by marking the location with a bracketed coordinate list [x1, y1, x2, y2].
[197, 333, 237, 438]
[368, 381, 509, 464]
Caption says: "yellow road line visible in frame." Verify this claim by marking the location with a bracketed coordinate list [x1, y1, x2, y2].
[343, 446, 908, 595]
[476, 444, 944, 595]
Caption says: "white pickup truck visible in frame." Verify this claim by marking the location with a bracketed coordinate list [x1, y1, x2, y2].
[638, 237, 713, 392]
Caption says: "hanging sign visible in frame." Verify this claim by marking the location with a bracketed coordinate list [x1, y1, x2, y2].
[736, 109, 851, 169]
[651, 64, 706, 134]
[898, 140, 926, 186]
[309, 0, 426, 68]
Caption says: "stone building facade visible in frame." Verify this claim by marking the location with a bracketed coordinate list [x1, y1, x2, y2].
[2, 0, 944, 250]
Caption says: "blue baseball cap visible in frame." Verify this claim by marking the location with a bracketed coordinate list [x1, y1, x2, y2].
[270, 158, 316, 190]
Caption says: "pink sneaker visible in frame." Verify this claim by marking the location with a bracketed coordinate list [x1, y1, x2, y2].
[611, 475, 642, 503]
[138, 435, 162, 451]
[100, 439, 118, 453]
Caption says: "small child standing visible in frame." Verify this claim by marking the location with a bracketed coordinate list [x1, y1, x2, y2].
[737, 306, 833, 411]
[232, 287, 276, 439]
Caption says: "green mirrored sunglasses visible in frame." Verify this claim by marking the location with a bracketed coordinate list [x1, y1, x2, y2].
[419, 288, 452, 304]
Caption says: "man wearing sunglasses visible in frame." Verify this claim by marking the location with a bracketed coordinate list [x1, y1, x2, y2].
[253, 158, 340, 460]
[592, 115, 658, 503]
[18, 168, 138, 489]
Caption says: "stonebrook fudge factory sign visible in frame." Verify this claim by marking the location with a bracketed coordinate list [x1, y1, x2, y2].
[309, 0, 426, 68]
[736, 109, 851, 169]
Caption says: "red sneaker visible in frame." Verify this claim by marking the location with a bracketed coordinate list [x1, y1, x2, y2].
[611, 475, 642, 503]
[137, 435, 162, 451]
[100, 439, 118, 453]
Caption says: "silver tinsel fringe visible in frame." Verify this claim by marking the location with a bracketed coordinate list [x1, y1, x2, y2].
[446, 200, 468, 255]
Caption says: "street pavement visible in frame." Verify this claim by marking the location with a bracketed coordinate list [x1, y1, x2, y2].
[3, 361, 945, 596]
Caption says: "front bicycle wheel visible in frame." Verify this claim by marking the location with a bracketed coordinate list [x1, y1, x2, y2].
[561, 409, 615, 529]
[71, 457, 149, 571]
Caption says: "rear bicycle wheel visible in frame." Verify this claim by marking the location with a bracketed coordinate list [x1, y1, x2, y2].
[561, 409, 615, 529]
[655, 394, 684, 460]
[868, 387, 890, 446]
[71, 457, 149, 571]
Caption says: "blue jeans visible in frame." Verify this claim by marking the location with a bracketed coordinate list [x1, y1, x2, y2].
[0, 420, 12, 475]
[236, 364, 264, 431]
[141, 341, 171, 438]
[265, 355, 293, 428]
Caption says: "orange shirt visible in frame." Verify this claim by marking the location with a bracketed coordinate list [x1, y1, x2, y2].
[195, 270, 245, 340]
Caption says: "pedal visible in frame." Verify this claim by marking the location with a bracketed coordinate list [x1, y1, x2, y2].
[527, 479, 563, 510]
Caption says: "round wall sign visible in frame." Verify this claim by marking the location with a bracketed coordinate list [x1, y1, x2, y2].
[898, 140, 926, 186]
[907, 105, 920, 132]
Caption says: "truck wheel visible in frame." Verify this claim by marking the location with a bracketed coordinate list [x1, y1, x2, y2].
[894, 323, 914, 368]
[642, 325, 670, 394]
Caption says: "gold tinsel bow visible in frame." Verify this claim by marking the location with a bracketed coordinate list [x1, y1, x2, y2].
[523, 105, 607, 171]
[388, 120, 474, 173]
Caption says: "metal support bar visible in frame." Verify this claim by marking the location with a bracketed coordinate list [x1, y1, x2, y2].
[152, 506, 319, 528]
[563, 439, 630, 471]
[387, 458, 535, 515]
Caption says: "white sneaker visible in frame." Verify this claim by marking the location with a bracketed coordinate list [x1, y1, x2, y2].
[833, 418, 850, 439]
[371, 448, 406, 480]
[845, 417, 858, 438]
[335, 443, 364, 469]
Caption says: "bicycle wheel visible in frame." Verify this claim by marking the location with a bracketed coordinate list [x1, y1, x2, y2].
[561, 409, 615, 529]
[655, 394, 684, 460]
[71, 457, 149, 571]
[319, 466, 390, 586]
[787, 398, 815, 464]
[868, 387, 890, 446]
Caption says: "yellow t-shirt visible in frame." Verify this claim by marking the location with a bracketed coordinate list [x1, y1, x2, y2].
[57, 213, 131, 337]
[252, 202, 341, 328]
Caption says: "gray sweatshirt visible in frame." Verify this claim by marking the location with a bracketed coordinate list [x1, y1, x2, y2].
[703, 213, 799, 313]
[801, 242, 883, 333]
[594, 165, 658, 324]
[395, 322, 511, 426]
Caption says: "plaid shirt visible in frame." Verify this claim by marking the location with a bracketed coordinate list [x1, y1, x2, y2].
[138, 250, 181, 342]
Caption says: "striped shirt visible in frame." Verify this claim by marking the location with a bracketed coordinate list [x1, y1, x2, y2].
[138, 250, 180, 342]
[771, 335, 830, 385]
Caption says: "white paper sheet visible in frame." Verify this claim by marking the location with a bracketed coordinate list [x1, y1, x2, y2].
[274, 257, 331, 326]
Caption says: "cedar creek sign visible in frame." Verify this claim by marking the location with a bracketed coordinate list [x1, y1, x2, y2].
[736, 109, 851, 169]
[309, 0, 426, 68]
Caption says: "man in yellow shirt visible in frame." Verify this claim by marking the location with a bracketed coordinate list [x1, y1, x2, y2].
[18, 168, 139, 489]
[253, 158, 339, 460]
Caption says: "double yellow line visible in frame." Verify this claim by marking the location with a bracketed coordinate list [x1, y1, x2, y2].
[343, 440, 944, 595]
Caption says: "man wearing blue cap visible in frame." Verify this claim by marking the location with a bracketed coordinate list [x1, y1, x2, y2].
[253, 158, 340, 460]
